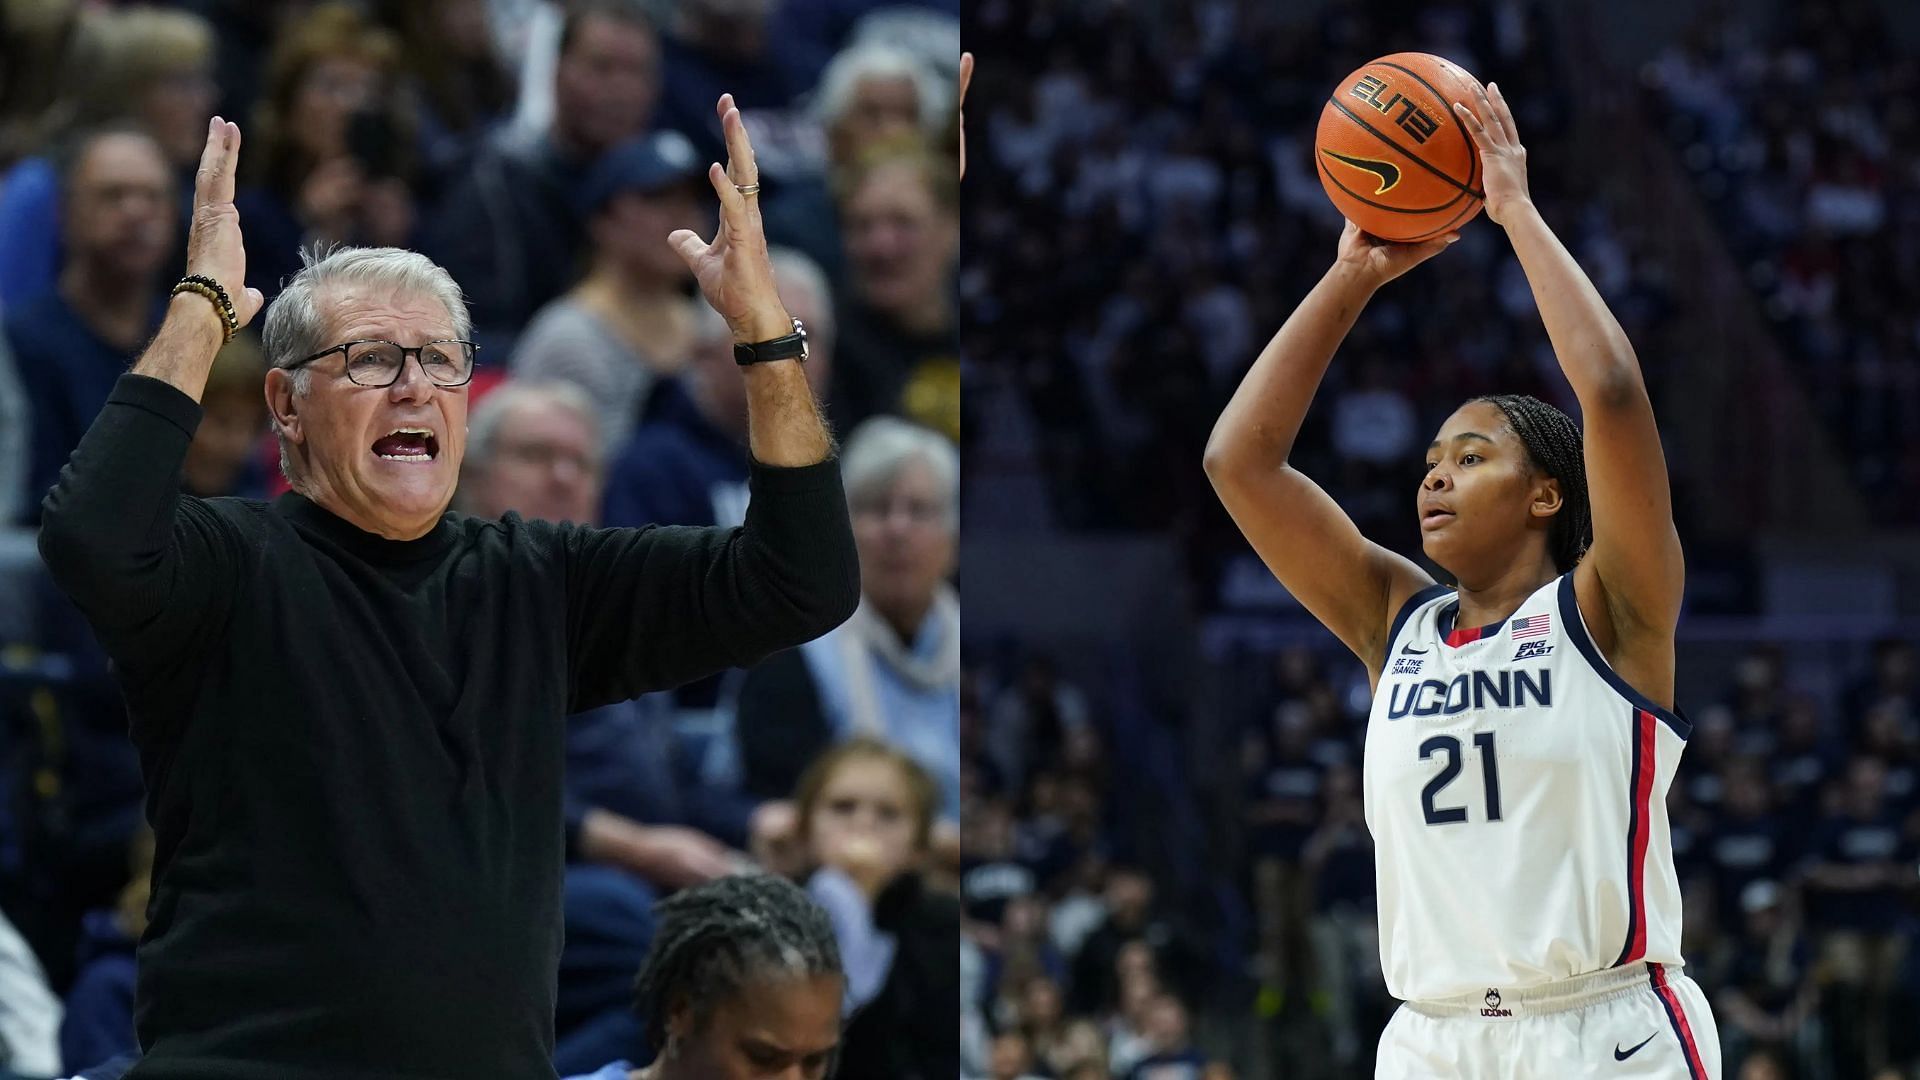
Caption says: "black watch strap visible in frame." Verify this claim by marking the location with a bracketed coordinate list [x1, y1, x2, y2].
[733, 317, 809, 366]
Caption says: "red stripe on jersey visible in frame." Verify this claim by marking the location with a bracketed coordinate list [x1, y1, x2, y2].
[1649, 963, 1708, 1080]
[1622, 708, 1657, 964]
[1443, 624, 1483, 647]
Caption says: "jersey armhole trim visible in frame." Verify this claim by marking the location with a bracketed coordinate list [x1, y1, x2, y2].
[1556, 573, 1692, 739]
[1387, 583, 1453, 653]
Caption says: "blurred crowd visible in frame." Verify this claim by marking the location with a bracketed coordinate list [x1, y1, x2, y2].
[0, 0, 960, 1076]
[1642, 0, 1920, 523]
[962, 636, 1920, 1080]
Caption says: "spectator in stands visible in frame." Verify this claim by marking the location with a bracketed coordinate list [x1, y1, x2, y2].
[986, 894, 1069, 1037]
[368, 0, 514, 183]
[793, 737, 958, 1079]
[1126, 994, 1209, 1079]
[600, 246, 833, 529]
[0, 5, 216, 310]
[960, 797, 1036, 935]
[986, 1030, 1046, 1080]
[1302, 763, 1380, 1069]
[832, 140, 959, 440]
[512, 130, 707, 452]
[9, 125, 174, 519]
[456, 381, 754, 1072]
[180, 335, 271, 499]
[0, 906, 62, 1076]
[1014, 974, 1071, 1075]
[653, 0, 816, 167]
[1242, 705, 1325, 1003]
[1770, 696, 1839, 842]
[0, 324, 26, 520]
[1848, 638, 1918, 719]
[763, 41, 954, 279]
[425, 0, 662, 351]
[735, 417, 959, 818]
[1703, 757, 1794, 931]
[1107, 974, 1164, 1077]
[1711, 880, 1822, 1077]
[1069, 866, 1204, 1019]
[561, 873, 846, 1080]
[235, 4, 418, 302]
[1804, 755, 1915, 1075]
[58, 828, 152, 1076]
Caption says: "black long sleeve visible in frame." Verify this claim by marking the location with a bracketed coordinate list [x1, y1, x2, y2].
[38, 374, 859, 1080]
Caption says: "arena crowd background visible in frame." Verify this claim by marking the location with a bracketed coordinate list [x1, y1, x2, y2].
[0, 0, 959, 1076]
[961, 1, 1920, 1078]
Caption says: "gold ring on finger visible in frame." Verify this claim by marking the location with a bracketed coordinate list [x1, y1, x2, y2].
[734, 183, 762, 196]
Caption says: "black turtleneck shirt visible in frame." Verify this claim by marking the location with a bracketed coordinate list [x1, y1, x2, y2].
[38, 374, 859, 1079]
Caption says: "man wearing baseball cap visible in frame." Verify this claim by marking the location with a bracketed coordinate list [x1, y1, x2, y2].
[513, 129, 710, 451]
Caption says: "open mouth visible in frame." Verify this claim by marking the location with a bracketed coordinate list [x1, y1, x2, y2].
[372, 427, 439, 463]
[1421, 508, 1456, 527]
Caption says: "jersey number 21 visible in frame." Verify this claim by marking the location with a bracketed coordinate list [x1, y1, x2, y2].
[1419, 732, 1502, 825]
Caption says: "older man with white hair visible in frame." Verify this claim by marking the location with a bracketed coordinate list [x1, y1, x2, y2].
[38, 97, 856, 1080]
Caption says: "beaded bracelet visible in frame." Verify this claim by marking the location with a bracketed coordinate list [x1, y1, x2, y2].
[171, 275, 238, 346]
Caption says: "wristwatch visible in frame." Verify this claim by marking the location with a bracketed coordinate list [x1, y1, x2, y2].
[733, 317, 808, 366]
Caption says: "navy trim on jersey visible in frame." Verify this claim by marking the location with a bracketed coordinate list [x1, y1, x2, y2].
[1437, 601, 1508, 644]
[1388, 584, 1453, 651]
[1556, 574, 1692, 739]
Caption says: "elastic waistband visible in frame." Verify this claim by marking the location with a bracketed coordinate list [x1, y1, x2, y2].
[1406, 962, 1671, 1020]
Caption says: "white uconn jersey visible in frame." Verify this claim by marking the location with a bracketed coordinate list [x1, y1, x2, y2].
[1364, 574, 1690, 1003]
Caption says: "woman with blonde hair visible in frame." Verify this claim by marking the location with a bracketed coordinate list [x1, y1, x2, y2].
[0, 4, 217, 307]
[233, 3, 418, 299]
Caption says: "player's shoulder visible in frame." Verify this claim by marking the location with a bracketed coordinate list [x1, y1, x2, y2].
[1386, 581, 1454, 644]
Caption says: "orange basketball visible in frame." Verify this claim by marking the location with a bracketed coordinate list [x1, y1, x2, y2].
[1315, 52, 1486, 242]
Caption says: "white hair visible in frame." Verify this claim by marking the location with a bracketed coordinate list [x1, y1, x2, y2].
[465, 379, 600, 471]
[690, 246, 836, 347]
[811, 41, 950, 139]
[841, 416, 957, 531]
[261, 245, 472, 481]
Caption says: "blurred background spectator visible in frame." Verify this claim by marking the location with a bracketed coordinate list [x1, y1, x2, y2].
[511, 130, 705, 452]
[962, 1, 1920, 1078]
[0, 0, 960, 1075]
[9, 125, 175, 523]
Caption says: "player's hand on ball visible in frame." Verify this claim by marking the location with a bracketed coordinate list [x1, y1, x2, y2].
[187, 117, 264, 326]
[669, 94, 793, 344]
[1453, 82, 1530, 227]
[1336, 218, 1458, 287]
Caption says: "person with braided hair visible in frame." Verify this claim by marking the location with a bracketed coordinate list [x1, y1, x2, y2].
[1205, 83, 1719, 1079]
[565, 873, 846, 1080]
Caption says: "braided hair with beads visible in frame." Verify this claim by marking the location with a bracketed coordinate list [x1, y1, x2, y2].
[632, 873, 843, 1056]
[1472, 394, 1591, 574]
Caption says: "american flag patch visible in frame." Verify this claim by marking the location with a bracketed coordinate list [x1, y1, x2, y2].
[1511, 614, 1552, 640]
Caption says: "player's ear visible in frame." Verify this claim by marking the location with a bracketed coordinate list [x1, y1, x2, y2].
[1530, 476, 1563, 520]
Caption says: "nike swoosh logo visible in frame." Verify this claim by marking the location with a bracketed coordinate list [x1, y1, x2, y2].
[1321, 149, 1402, 195]
[1400, 643, 1429, 655]
[1615, 1033, 1657, 1061]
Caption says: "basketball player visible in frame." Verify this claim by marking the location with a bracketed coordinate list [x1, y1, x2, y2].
[630, 874, 845, 1080]
[1205, 82, 1719, 1078]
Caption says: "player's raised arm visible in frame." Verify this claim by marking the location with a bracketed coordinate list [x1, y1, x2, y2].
[1456, 83, 1684, 656]
[1203, 222, 1454, 678]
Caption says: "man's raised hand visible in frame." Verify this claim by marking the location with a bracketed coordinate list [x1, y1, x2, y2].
[669, 94, 791, 344]
[188, 117, 264, 328]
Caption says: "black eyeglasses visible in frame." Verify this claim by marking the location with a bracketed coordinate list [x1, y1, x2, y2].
[288, 339, 480, 388]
